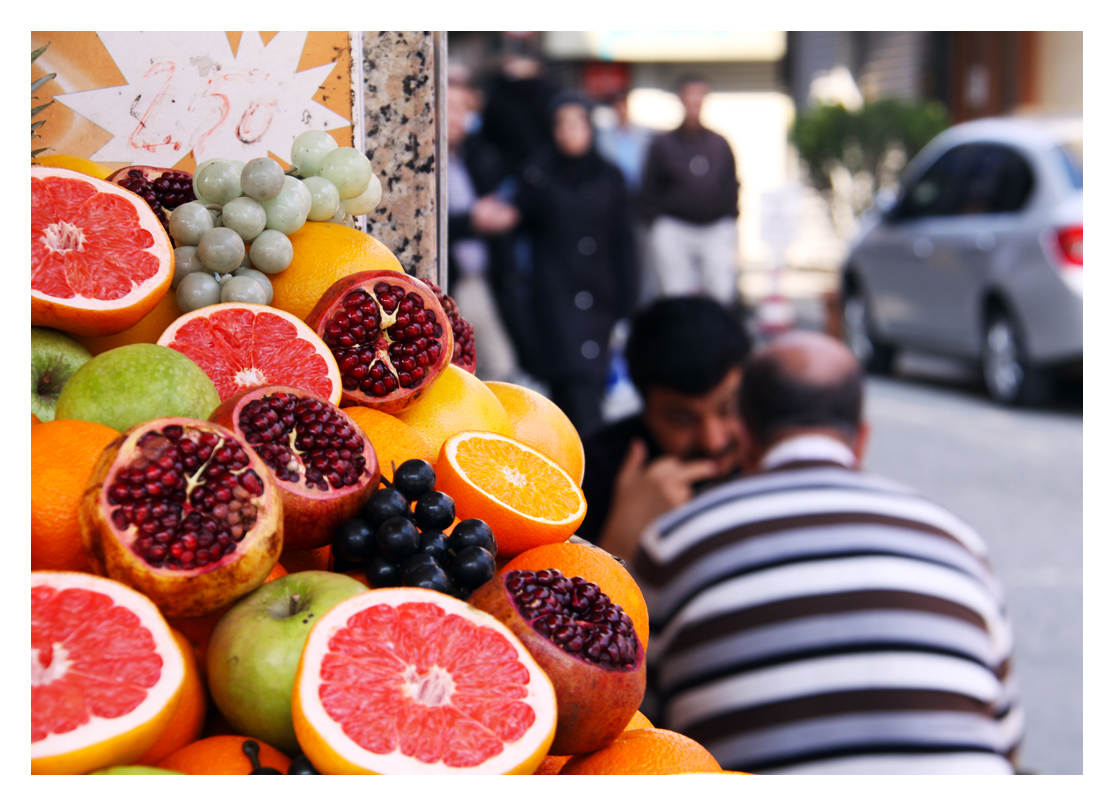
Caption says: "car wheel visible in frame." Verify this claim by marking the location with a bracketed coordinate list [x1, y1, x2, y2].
[842, 286, 895, 374]
[982, 312, 1052, 406]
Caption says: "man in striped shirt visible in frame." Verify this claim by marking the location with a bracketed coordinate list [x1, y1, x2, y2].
[627, 330, 1023, 774]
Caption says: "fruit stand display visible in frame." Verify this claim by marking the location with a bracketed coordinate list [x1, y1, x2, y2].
[30, 32, 736, 776]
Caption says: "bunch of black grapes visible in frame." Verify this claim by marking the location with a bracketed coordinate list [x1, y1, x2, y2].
[331, 459, 497, 598]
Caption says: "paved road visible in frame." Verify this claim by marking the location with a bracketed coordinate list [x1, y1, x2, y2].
[860, 352, 1083, 774]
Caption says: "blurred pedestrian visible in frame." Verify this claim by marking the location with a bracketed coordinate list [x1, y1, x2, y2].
[481, 42, 560, 173]
[581, 296, 751, 553]
[513, 91, 639, 436]
[445, 75, 520, 382]
[596, 89, 657, 304]
[630, 330, 1023, 774]
[639, 75, 742, 308]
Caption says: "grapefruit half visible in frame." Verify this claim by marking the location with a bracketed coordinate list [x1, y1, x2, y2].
[32, 572, 187, 774]
[291, 587, 557, 774]
[32, 166, 174, 337]
[157, 303, 342, 405]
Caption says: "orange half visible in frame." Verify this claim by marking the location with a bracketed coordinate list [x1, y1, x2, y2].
[435, 431, 587, 558]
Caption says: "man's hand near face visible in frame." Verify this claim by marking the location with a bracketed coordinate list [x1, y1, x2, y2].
[596, 439, 719, 564]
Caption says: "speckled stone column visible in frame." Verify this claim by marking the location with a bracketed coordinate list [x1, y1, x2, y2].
[359, 31, 444, 285]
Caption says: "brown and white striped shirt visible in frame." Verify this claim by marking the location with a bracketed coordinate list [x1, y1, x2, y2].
[630, 435, 1023, 774]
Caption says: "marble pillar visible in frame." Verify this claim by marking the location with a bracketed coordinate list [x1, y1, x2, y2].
[358, 31, 446, 286]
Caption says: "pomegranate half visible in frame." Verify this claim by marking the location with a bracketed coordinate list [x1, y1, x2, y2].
[304, 270, 453, 413]
[106, 165, 196, 235]
[79, 417, 283, 618]
[469, 567, 646, 756]
[209, 384, 380, 551]
[422, 278, 476, 375]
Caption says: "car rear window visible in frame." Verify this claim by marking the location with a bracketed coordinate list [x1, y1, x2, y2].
[1058, 141, 1083, 188]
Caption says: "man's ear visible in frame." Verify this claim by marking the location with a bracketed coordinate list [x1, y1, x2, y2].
[852, 422, 871, 468]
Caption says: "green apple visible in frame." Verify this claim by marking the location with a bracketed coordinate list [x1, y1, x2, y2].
[90, 766, 184, 774]
[32, 327, 92, 422]
[54, 343, 220, 431]
[207, 571, 368, 754]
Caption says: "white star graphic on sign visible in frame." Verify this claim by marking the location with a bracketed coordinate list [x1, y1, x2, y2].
[54, 32, 350, 168]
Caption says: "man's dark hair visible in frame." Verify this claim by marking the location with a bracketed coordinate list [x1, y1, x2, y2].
[625, 296, 750, 399]
[740, 345, 864, 448]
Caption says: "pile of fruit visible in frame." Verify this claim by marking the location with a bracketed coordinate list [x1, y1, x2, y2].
[30, 147, 739, 776]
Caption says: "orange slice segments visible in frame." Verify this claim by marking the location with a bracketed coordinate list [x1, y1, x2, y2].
[291, 588, 557, 774]
[436, 431, 587, 557]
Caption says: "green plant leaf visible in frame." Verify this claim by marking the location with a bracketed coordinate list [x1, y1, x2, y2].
[31, 102, 54, 117]
[32, 41, 50, 62]
[32, 147, 52, 158]
[31, 73, 56, 94]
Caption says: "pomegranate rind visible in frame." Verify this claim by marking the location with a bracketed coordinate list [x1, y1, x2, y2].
[31, 166, 174, 337]
[78, 418, 284, 619]
[209, 385, 381, 551]
[468, 569, 646, 756]
[304, 270, 454, 414]
[156, 303, 344, 406]
[31, 572, 187, 775]
[291, 587, 557, 774]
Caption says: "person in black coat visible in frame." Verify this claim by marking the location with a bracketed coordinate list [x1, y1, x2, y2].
[513, 91, 639, 437]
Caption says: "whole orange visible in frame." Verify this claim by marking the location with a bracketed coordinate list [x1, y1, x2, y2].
[135, 630, 208, 765]
[499, 542, 649, 649]
[625, 710, 654, 731]
[342, 405, 438, 483]
[31, 419, 120, 572]
[533, 754, 572, 774]
[75, 291, 183, 356]
[394, 364, 512, 454]
[269, 222, 403, 323]
[486, 381, 585, 484]
[157, 735, 292, 775]
[559, 728, 722, 775]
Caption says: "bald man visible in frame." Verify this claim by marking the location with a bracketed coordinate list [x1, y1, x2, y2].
[629, 330, 1023, 774]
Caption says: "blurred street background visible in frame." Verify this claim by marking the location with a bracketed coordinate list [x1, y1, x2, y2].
[447, 31, 1083, 774]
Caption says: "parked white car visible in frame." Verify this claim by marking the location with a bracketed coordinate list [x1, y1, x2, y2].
[841, 116, 1082, 405]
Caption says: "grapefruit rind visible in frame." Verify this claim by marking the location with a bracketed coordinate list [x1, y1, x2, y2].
[31, 572, 187, 775]
[31, 167, 174, 336]
[156, 303, 343, 406]
[292, 587, 557, 775]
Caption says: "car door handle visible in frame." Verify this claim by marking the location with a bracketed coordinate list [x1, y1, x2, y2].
[912, 237, 934, 258]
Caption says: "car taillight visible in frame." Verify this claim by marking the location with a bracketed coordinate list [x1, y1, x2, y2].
[1056, 225, 1083, 267]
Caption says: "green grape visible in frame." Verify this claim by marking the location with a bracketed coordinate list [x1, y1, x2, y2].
[220, 197, 267, 241]
[232, 267, 274, 304]
[290, 130, 337, 177]
[169, 202, 216, 247]
[249, 229, 294, 274]
[319, 147, 372, 199]
[197, 227, 246, 274]
[261, 189, 308, 236]
[240, 157, 286, 201]
[327, 205, 348, 225]
[194, 160, 243, 206]
[342, 173, 383, 216]
[220, 275, 269, 305]
[302, 176, 341, 221]
[283, 175, 313, 216]
[172, 246, 205, 289]
[176, 272, 222, 313]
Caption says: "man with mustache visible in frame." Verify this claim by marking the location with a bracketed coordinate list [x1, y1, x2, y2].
[578, 295, 751, 562]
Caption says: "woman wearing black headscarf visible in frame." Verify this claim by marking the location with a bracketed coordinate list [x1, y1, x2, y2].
[512, 92, 639, 437]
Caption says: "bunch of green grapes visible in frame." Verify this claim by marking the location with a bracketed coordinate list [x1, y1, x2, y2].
[169, 131, 383, 314]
